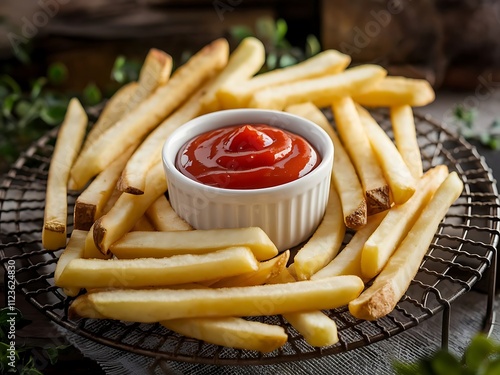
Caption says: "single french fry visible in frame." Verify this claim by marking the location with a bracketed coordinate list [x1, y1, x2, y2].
[81, 82, 138, 152]
[284, 311, 339, 347]
[54, 229, 87, 296]
[332, 97, 390, 215]
[248, 64, 387, 110]
[84, 225, 111, 260]
[110, 227, 277, 261]
[100, 189, 121, 216]
[352, 76, 435, 107]
[131, 215, 156, 232]
[390, 105, 423, 179]
[69, 275, 364, 322]
[361, 165, 449, 280]
[161, 317, 287, 353]
[69, 38, 228, 189]
[210, 250, 289, 288]
[356, 105, 416, 205]
[93, 162, 167, 254]
[217, 49, 351, 108]
[285, 102, 366, 229]
[294, 186, 346, 280]
[349, 172, 463, 320]
[57, 246, 259, 289]
[73, 146, 135, 230]
[43, 98, 87, 250]
[200, 37, 265, 113]
[311, 212, 387, 282]
[266, 267, 296, 284]
[146, 195, 192, 231]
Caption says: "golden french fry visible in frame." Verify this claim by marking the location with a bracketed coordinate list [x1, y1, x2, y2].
[110, 227, 278, 261]
[210, 250, 289, 288]
[266, 267, 296, 284]
[217, 49, 351, 108]
[311, 212, 387, 282]
[93, 162, 167, 254]
[131, 215, 156, 232]
[390, 105, 423, 179]
[284, 311, 339, 347]
[352, 76, 435, 107]
[69, 275, 364, 322]
[83, 226, 111, 259]
[146, 195, 192, 231]
[361, 165, 449, 280]
[73, 146, 134, 231]
[57, 246, 259, 289]
[248, 64, 387, 110]
[43, 98, 87, 250]
[54, 229, 88, 296]
[69, 38, 228, 190]
[356, 105, 416, 205]
[332, 97, 390, 215]
[285, 102, 366, 229]
[161, 317, 287, 353]
[200, 37, 265, 113]
[349, 172, 463, 320]
[294, 186, 346, 280]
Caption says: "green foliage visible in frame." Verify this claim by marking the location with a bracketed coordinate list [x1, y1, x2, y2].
[0, 308, 69, 374]
[229, 16, 321, 73]
[453, 105, 500, 150]
[111, 55, 141, 84]
[393, 334, 500, 375]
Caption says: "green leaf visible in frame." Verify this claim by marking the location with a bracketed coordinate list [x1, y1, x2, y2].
[47, 62, 68, 85]
[83, 83, 102, 106]
[275, 18, 288, 43]
[266, 53, 277, 71]
[430, 350, 462, 375]
[20, 356, 43, 375]
[256, 16, 276, 43]
[484, 357, 500, 375]
[111, 56, 127, 83]
[306, 34, 321, 57]
[40, 105, 67, 125]
[0, 84, 9, 98]
[14, 100, 31, 118]
[393, 360, 425, 375]
[279, 53, 297, 68]
[0, 75, 21, 95]
[488, 137, 500, 150]
[30, 77, 47, 100]
[2, 93, 19, 118]
[463, 334, 497, 371]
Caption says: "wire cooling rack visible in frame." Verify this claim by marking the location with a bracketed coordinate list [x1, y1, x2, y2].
[1, 110, 499, 365]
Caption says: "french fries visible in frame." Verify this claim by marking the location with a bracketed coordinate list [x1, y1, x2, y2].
[69, 38, 228, 190]
[217, 49, 351, 108]
[56, 246, 259, 288]
[349, 172, 463, 320]
[146, 195, 192, 231]
[294, 187, 345, 280]
[249, 64, 386, 110]
[54, 229, 87, 297]
[42, 98, 87, 250]
[110, 227, 278, 261]
[83, 225, 110, 260]
[332, 97, 390, 215]
[356, 105, 416, 205]
[69, 275, 364, 322]
[352, 76, 435, 107]
[390, 105, 423, 179]
[93, 163, 167, 254]
[284, 311, 339, 347]
[285, 102, 367, 229]
[361, 165, 449, 280]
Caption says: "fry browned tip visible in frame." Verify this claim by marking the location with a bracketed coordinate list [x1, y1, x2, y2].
[116, 175, 145, 195]
[92, 217, 107, 255]
[366, 185, 390, 216]
[345, 200, 368, 230]
[73, 202, 96, 231]
[349, 283, 396, 321]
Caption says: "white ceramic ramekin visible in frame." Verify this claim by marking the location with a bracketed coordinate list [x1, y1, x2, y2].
[162, 109, 334, 251]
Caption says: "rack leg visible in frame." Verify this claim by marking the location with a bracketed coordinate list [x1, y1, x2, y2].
[441, 300, 451, 350]
[482, 245, 497, 336]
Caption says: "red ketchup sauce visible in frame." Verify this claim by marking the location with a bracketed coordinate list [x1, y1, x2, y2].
[176, 124, 321, 189]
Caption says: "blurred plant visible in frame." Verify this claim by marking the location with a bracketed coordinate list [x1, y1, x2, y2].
[229, 16, 321, 72]
[0, 308, 69, 374]
[453, 105, 500, 150]
[111, 55, 141, 85]
[393, 334, 500, 375]
[0, 62, 106, 172]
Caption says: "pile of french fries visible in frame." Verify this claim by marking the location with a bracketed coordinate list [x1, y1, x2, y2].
[43, 36, 464, 354]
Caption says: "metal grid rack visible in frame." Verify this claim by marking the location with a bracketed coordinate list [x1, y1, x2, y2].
[1, 110, 499, 365]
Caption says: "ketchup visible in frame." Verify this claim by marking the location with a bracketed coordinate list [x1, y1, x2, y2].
[176, 124, 321, 189]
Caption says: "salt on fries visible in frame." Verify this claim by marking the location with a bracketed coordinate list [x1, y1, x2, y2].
[44, 37, 463, 354]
